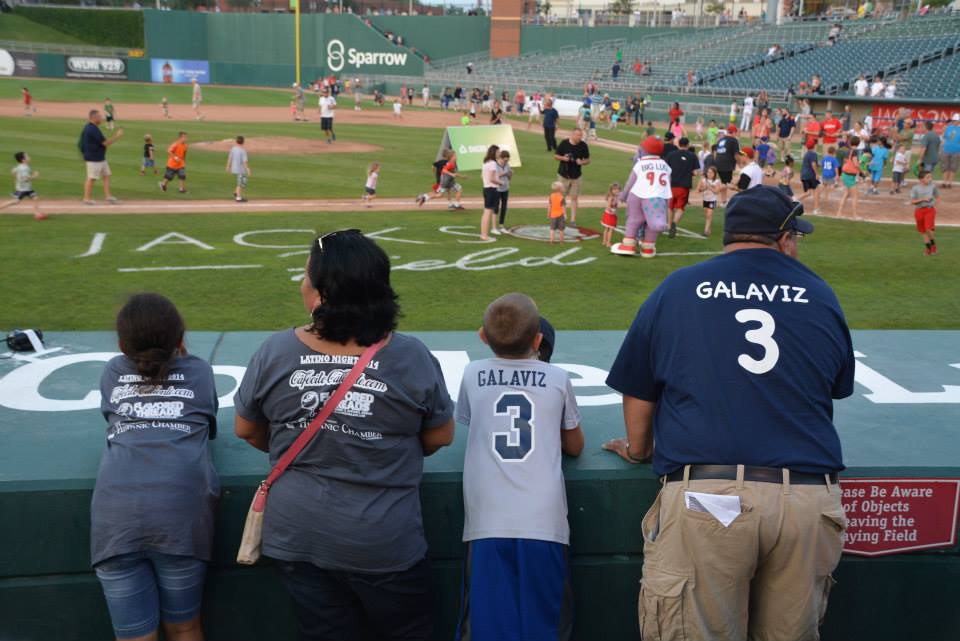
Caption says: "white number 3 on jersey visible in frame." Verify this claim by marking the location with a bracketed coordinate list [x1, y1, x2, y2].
[735, 309, 780, 375]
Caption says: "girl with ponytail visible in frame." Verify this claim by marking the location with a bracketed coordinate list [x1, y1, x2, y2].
[91, 293, 219, 641]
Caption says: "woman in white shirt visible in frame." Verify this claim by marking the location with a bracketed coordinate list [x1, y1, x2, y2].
[480, 145, 502, 241]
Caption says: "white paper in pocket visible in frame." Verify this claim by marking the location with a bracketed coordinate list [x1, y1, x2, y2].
[684, 491, 742, 527]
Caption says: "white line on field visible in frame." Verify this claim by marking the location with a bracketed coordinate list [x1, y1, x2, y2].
[117, 264, 263, 273]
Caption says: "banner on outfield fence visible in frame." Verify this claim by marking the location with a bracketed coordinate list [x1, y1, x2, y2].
[436, 125, 522, 172]
[0, 50, 38, 77]
[65, 56, 127, 80]
[151, 59, 210, 84]
[871, 104, 960, 135]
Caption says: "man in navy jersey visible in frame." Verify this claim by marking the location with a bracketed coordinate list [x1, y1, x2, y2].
[604, 185, 854, 641]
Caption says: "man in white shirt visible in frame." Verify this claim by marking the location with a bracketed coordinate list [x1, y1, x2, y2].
[421, 84, 430, 107]
[870, 79, 885, 97]
[319, 90, 336, 144]
[853, 75, 868, 97]
[733, 147, 763, 191]
[884, 81, 897, 99]
[740, 94, 755, 131]
[191, 78, 203, 120]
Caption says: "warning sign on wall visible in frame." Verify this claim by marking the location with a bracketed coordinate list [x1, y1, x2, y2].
[841, 478, 960, 556]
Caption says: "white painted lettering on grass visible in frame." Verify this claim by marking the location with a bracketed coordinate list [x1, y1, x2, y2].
[137, 232, 214, 252]
[233, 229, 315, 249]
[393, 247, 595, 272]
[77, 232, 107, 258]
[118, 265, 262, 273]
[438, 226, 496, 244]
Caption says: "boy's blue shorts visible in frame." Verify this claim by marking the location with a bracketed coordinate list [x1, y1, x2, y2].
[456, 538, 572, 641]
[871, 169, 883, 183]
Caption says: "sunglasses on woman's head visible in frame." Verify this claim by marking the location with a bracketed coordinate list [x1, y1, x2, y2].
[317, 229, 362, 252]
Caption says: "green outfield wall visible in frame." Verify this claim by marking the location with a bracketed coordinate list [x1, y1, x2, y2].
[1, 331, 959, 641]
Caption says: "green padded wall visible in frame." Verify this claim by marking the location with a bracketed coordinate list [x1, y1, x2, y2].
[2, 330, 959, 640]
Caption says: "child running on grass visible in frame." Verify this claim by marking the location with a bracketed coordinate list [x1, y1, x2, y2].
[601, 182, 620, 247]
[161, 97, 170, 119]
[821, 146, 839, 202]
[140, 134, 157, 176]
[911, 170, 939, 256]
[362, 162, 379, 208]
[1, 151, 46, 220]
[416, 150, 466, 210]
[104, 98, 116, 131]
[226, 136, 250, 203]
[698, 166, 721, 237]
[393, 96, 403, 120]
[548, 181, 566, 244]
[836, 149, 861, 220]
[159, 131, 188, 194]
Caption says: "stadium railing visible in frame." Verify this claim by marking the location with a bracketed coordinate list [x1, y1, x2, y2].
[0, 37, 134, 58]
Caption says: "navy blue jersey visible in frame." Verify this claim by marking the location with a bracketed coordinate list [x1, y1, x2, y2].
[801, 150, 819, 180]
[606, 249, 855, 476]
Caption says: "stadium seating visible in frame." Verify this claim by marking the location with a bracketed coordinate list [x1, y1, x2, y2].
[423, 15, 960, 101]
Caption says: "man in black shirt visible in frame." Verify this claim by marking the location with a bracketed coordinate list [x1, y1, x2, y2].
[664, 137, 700, 238]
[80, 109, 123, 205]
[714, 126, 740, 205]
[554, 128, 590, 226]
[661, 132, 678, 159]
[542, 98, 559, 152]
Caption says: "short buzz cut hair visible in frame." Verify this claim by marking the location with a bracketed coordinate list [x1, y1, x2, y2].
[483, 293, 541, 358]
[88, 109, 100, 119]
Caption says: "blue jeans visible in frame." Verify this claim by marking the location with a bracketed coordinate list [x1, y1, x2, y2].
[95, 551, 207, 639]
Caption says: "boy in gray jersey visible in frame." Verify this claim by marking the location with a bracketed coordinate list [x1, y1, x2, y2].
[2, 151, 45, 220]
[910, 170, 940, 256]
[455, 293, 584, 641]
[226, 135, 250, 203]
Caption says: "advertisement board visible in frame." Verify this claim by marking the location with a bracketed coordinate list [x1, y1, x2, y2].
[437, 125, 522, 172]
[841, 478, 960, 556]
[0, 50, 38, 77]
[871, 104, 960, 135]
[65, 56, 127, 80]
[151, 59, 210, 84]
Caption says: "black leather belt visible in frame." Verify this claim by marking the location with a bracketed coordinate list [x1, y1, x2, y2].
[665, 465, 838, 486]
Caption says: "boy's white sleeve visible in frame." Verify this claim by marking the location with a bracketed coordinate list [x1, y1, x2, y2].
[454, 365, 472, 425]
[561, 376, 582, 430]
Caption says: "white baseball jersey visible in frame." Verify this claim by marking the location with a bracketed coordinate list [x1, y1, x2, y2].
[743, 96, 754, 111]
[629, 156, 673, 199]
[455, 357, 581, 545]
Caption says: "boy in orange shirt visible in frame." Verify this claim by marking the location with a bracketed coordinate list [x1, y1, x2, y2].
[159, 131, 188, 194]
[548, 180, 566, 244]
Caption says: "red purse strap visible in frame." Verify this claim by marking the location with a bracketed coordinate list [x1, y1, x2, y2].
[251, 337, 386, 512]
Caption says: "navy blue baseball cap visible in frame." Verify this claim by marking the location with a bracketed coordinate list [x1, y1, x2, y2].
[538, 316, 556, 363]
[723, 185, 814, 237]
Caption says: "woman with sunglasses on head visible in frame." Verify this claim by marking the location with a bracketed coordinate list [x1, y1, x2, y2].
[234, 230, 455, 641]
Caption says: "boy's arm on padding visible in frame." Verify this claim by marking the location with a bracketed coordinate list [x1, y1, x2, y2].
[561, 425, 584, 457]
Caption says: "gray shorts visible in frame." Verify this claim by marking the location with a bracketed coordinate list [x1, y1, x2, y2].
[550, 216, 566, 231]
[941, 152, 960, 173]
[235, 173, 248, 188]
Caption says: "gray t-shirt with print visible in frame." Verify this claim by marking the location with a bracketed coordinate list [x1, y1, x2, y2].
[234, 330, 453, 573]
[921, 131, 941, 166]
[91, 354, 220, 566]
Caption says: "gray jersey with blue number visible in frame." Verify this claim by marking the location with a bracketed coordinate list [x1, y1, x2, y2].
[456, 357, 581, 545]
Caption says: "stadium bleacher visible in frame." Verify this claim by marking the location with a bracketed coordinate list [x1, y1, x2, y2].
[423, 15, 960, 101]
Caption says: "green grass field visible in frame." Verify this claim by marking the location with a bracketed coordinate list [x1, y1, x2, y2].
[0, 115, 630, 200]
[0, 14, 87, 46]
[1, 80, 957, 333]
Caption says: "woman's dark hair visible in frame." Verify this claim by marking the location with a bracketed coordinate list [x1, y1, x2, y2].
[307, 231, 400, 346]
[116, 293, 185, 385]
[483, 145, 500, 163]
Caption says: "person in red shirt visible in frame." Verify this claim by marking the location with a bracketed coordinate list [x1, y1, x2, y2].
[669, 102, 684, 127]
[804, 117, 822, 150]
[820, 109, 843, 155]
[22, 87, 36, 116]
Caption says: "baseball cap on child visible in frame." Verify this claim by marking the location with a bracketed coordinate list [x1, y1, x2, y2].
[724, 185, 814, 237]
[739, 147, 755, 159]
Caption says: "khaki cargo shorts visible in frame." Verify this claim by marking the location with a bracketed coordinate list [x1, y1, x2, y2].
[85, 161, 111, 180]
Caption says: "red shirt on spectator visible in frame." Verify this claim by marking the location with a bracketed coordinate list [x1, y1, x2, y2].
[804, 119, 822, 147]
[821, 117, 842, 143]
